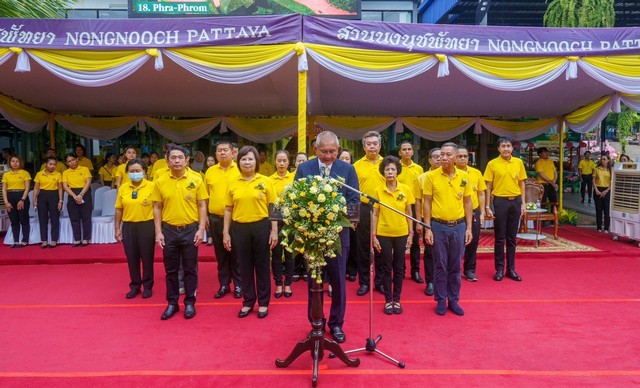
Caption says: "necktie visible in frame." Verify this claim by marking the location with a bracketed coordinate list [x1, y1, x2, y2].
[321, 164, 329, 178]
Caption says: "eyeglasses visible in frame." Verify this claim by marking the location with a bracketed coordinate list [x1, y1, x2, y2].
[132, 190, 138, 199]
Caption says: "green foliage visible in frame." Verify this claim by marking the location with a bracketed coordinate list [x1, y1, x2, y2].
[544, 0, 615, 28]
[617, 107, 640, 154]
[0, 0, 78, 18]
[558, 209, 578, 225]
[329, 0, 356, 13]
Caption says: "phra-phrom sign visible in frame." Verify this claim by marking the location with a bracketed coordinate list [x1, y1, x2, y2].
[128, 0, 360, 18]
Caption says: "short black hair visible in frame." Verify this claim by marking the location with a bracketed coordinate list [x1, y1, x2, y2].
[126, 158, 148, 173]
[379, 155, 402, 176]
[537, 147, 549, 155]
[496, 136, 515, 147]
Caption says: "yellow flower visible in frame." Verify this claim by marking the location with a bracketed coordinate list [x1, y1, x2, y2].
[300, 192, 306, 197]
[331, 192, 337, 198]
[310, 186, 319, 194]
[317, 194, 326, 203]
[323, 184, 333, 193]
[289, 193, 297, 200]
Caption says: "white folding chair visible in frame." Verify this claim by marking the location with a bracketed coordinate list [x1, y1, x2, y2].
[91, 186, 110, 216]
[91, 189, 117, 244]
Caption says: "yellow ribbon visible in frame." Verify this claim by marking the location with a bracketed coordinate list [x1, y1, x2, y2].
[9, 47, 22, 54]
[145, 48, 159, 57]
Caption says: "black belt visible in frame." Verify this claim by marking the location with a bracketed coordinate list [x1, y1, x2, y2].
[432, 217, 465, 227]
[7, 189, 24, 192]
[162, 222, 197, 231]
[209, 214, 223, 219]
[495, 196, 519, 201]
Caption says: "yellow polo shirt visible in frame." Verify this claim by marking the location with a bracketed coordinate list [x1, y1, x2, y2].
[593, 166, 611, 187]
[62, 166, 91, 189]
[40, 161, 66, 174]
[353, 155, 384, 204]
[204, 162, 240, 216]
[77, 157, 94, 172]
[259, 162, 275, 177]
[535, 158, 556, 184]
[373, 182, 415, 237]
[413, 168, 436, 199]
[226, 174, 276, 223]
[115, 163, 131, 186]
[269, 170, 294, 195]
[34, 171, 61, 191]
[459, 166, 486, 210]
[115, 179, 155, 222]
[578, 159, 596, 175]
[483, 156, 527, 197]
[98, 164, 117, 184]
[150, 158, 168, 180]
[398, 160, 424, 199]
[424, 167, 472, 221]
[151, 169, 208, 226]
[2, 169, 31, 190]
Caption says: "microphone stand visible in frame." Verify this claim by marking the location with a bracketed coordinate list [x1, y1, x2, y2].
[329, 178, 429, 368]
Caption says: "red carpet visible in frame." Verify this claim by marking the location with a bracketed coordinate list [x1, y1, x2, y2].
[1, 226, 640, 386]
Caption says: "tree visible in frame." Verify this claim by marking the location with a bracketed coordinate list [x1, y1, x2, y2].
[615, 107, 640, 154]
[0, 0, 78, 18]
[544, 0, 615, 28]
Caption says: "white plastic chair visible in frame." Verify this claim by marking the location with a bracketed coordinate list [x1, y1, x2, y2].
[91, 189, 117, 244]
[89, 182, 102, 203]
[91, 186, 110, 216]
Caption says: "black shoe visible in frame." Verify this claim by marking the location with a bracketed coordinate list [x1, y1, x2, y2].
[233, 286, 242, 298]
[330, 327, 346, 343]
[374, 283, 385, 294]
[214, 285, 230, 299]
[506, 270, 522, 281]
[356, 284, 369, 296]
[581, 198, 585, 203]
[257, 307, 269, 319]
[448, 301, 464, 316]
[284, 290, 292, 298]
[238, 306, 253, 318]
[161, 304, 179, 320]
[384, 302, 393, 315]
[463, 270, 478, 282]
[413, 271, 425, 284]
[494, 271, 504, 281]
[274, 286, 283, 298]
[142, 289, 152, 299]
[292, 274, 301, 282]
[425, 282, 434, 296]
[436, 300, 446, 316]
[347, 275, 356, 282]
[126, 289, 140, 299]
[393, 302, 403, 315]
[184, 304, 196, 319]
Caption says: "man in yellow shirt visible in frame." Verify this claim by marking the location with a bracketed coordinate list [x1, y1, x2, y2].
[484, 137, 527, 282]
[414, 148, 440, 296]
[397, 140, 424, 284]
[353, 130, 385, 296]
[578, 151, 596, 204]
[152, 145, 209, 321]
[204, 140, 242, 299]
[258, 148, 275, 176]
[535, 147, 558, 204]
[40, 148, 66, 174]
[456, 147, 486, 282]
[423, 142, 473, 316]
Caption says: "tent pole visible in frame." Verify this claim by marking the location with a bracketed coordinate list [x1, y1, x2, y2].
[298, 68, 307, 154]
[48, 113, 55, 150]
[558, 118, 565, 212]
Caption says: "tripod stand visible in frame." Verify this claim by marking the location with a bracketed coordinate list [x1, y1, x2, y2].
[329, 179, 429, 367]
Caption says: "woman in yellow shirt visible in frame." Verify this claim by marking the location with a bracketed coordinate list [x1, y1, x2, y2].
[62, 153, 93, 247]
[33, 157, 63, 248]
[115, 146, 137, 189]
[269, 150, 294, 299]
[593, 155, 612, 233]
[223, 146, 278, 319]
[115, 158, 155, 299]
[1, 155, 31, 247]
[98, 153, 117, 188]
[372, 156, 414, 315]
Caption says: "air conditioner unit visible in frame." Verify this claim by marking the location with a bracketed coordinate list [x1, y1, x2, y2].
[610, 162, 640, 246]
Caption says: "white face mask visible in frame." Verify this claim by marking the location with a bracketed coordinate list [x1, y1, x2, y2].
[128, 172, 144, 182]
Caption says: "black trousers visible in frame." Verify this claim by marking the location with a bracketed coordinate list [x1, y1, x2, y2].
[541, 183, 558, 203]
[272, 220, 293, 286]
[67, 188, 92, 241]
[307, 227, 349, 329]
[581, 174, 593, 201]
[162, 222, 198, 306]
[356, 203, 382, 287]
[463, 207, 481, 273]
[493, 197, 522, 273]
[37, 190, 60, 242]
[423, 238, 434, 284]
[209, 214, 241, 289]
[409, 204, 422, 273]
[123, 220, 155, 291]
[345, 227, 358, 277]
[594, 187, 611, 231]
[378, 235, 407, 303]
[7, 191, 30, 244]
[231, 218, 271, 308]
